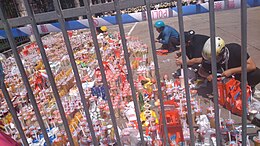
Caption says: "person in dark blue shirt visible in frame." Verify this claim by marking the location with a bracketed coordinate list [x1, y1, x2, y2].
[154, 20, 180, 52]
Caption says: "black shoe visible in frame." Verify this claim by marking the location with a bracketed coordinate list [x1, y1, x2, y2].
[169, 47, 180, 53]
[168, 49, 175, 53]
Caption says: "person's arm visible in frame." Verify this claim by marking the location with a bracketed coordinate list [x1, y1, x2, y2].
[159, 30, 171, 45]
[175, 56, 202, 66]
[198, 67, 214, 81]
[198, 60, 215, 81]
[222, 57, 256, 77]
[198, 66, 211, 78]
[157, 33, 163, 40]
[188, 57, 203, 66]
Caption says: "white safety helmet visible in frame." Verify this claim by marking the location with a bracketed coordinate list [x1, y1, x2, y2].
[202, 37, 228, 63]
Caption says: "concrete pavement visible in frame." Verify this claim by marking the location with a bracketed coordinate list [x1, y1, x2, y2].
[129, 7, 260, 80]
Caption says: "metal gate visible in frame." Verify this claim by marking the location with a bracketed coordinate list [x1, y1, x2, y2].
[0, 0, 248, 145]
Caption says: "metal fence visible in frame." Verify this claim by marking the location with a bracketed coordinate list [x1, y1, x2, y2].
[0, 0, 248, 145]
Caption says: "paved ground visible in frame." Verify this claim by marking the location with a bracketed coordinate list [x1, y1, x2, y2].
[109, 6, 260, 141]
[111, 7, 260, 79]
[130, 7, 260, 79]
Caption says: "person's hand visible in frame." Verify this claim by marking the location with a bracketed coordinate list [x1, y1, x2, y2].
[155, 40, 159, 43]
[175, 59, 182, 66]
[174, 51, 181, 59]
[222, 69, 233, 78]
[207, 74, 213, 82]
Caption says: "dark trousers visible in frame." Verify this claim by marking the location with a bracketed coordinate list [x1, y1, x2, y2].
[161, 37, 180, 52]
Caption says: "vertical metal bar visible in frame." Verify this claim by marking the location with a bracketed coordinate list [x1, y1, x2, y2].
[82, 0, 122, 145]
[113, 0, 145, 144]
[224, 0, 229, 9]
[22, 0, 75, 145]
[208, 0, 221, 145]
[176, 0, 195, 145]
[1, 84, 29, 146]
[240, 0, 247, 145]
[0, 3, 51, 146]
[52, 0, 98, 145]
[144, 0, 169, 145]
